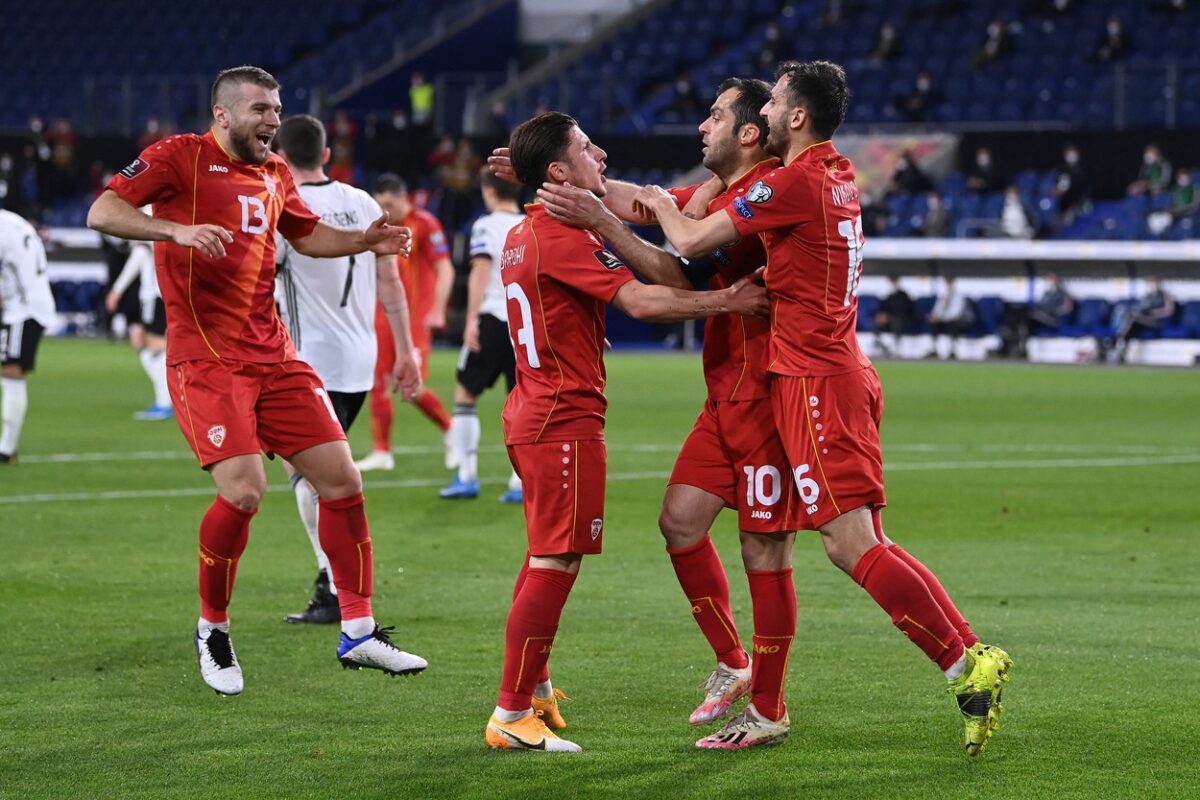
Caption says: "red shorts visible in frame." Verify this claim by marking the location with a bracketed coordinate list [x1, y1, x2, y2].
[770, 367, 887, 530]
[169, 359, 345, 468]
[507, 439, 606, 556]
[669, 398, 801, 533]
[373, 304, 430, 387]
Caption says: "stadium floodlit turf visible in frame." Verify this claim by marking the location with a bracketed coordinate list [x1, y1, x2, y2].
[1, 338, 1197, 800]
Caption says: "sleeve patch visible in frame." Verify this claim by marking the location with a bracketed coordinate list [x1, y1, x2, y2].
[593, 249, 626, 270]
[746, 180, 773, 203]
[119, 158, 150, 180]
[733, 196, 755, 219]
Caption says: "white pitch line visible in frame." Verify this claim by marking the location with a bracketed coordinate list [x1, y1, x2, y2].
[13, 441, 1200, 465]
[2, 456, 1198, 505]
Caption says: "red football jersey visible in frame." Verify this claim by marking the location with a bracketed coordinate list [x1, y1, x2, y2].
[724, 141, 871, 377]
[500, 204, 637, 445]
[108, 131, 320, 365]
[397, 206, 450, 327]
[669, 157, 778, 401]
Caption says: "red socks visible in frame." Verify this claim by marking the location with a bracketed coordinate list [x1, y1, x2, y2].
[851, 543, 964, 671]
[888, 545, 978, 648]
[369, 386, 394, 453]
[498, 567, 576, 711]
[198, 496, 255, 623]
[319, 492, 374, 621]
[414, 389, 452, 432]
[511, 553, 550, 684]
[668, 537, 749, 669]
[747, 568, 796, 721]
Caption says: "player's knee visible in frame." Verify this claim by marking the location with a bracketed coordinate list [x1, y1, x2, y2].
[226, 481, 265, 511]
[658, 506, 702, 549]
[317, 464, 363, 500]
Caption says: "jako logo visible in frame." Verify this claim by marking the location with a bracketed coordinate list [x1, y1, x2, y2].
[208, 164, 229, 173]
[754, 643, 781, 654]
[750, 509, 773, 520]
[538, 644, 553, 654]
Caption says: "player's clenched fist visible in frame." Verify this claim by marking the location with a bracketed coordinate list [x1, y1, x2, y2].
[364, 212, 413, 257]
[173, 224, 234, 259]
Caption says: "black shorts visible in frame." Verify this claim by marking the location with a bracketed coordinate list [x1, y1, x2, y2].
[456, 313, 516, 397]
[142, 297, 167, 336]
[0, 319, 45, 372]
[328, 390, 367, 434]
[114, 278, 141, 326]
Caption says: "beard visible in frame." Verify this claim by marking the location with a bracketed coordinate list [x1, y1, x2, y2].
[229, 125, 270, 164]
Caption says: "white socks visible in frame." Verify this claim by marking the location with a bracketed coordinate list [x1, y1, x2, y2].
[342, 616, 375, 639]
[451, 404, 480, 482]
[508, 471, 523, 492]
[290, 473, 335, 593]
[138, 348, 171, 408]
[493, 706, 533, 723]
[0, 376, 28, 456]
[944, 651, 968, 681]
[534, 679, 554, 700]
[197, 617, 229, 635]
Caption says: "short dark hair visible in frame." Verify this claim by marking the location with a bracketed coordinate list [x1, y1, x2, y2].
[774, 60, 849, 139]
[509, 111, 578, 191]
[717, 77, 772, 143]
[211, 65, 280, 108]
[480, 166, 523, 202]
[275, 115, 325, 169]
[373, 173, 408, 196]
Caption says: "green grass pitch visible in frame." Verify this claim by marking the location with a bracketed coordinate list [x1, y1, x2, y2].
[1, 338, 1197, 799]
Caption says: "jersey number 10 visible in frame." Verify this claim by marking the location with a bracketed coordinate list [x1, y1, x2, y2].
[837, 215, 864, 307]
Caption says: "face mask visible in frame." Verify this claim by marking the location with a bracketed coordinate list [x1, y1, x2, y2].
[1065, 151, 1079, 165]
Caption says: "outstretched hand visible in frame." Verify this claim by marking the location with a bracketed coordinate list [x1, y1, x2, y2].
[364, 212, 413, 257]
[487, 147, 520, 185]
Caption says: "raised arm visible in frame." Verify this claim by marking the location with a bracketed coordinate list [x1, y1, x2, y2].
[88, 189, 233, 259]
[537, 183, 692, 289]
[290, 214, 412, 259]
[634, 184, 739, 259]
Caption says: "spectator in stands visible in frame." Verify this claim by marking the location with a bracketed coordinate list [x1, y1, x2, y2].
[410, 72, 435, 127]
[1111, 277, 1176, 363]
[973, 18, 1013, 68]
[1053, 144, 1090, 224]
[966, 147, 1004, 193]
[998, 272, 1074, 358]
[896, 72, 941, 123]
[1128, 144, 1173, 196]
[668, 75, 705, 117]
[1151, 0, 1189, 14]
[1146, 169, 1199, 236]
[873, 275, 918, 357]
[327, 110, 359, 186]
[438, 137, 481, 234]
[915, 190, 951, 237]
[869, 22, 902, 64]
[0, 153, 16, 210]
[1094, 16, 1131, 62]
[926, 275, 975, 359]
[1026, 0, 1074, 32]
[1000, 185, 1035, 238]
[890, 149, 933, 195]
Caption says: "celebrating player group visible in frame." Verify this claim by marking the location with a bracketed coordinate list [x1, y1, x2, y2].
[85, 60, 1013, 757]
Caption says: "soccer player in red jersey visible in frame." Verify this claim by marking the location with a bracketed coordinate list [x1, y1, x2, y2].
[355, 174, 455, 472]
[635, 61, 1014, 755]
[86, 66, 428, 695]
[534, 79, 803, 748]
[484, 112, 770, 752]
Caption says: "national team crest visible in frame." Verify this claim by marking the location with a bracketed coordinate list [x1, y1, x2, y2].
[207, 425, 226, 448]
[264, 175, 277, 196]
[590, 518, 603, 540]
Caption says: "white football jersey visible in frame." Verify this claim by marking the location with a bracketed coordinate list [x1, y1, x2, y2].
[0, 209, 55, 327]
[275, 181, 381, 392]
[469, 210, 524, 322]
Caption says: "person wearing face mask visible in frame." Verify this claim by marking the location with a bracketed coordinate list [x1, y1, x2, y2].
[1094, 15, 1131, 62]
[1146, 169, 1199, 235]
[897, 72, 941, 123]
[1053, 144, 1090, 223]
[973, 18, 1012, 68]
[966, 146, 1003, 194]
[1128, 144, 1173, 196]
